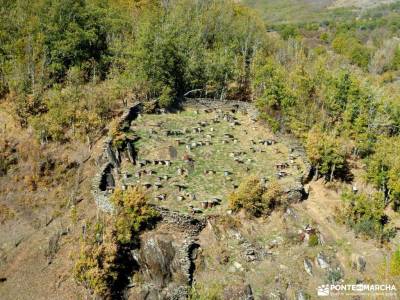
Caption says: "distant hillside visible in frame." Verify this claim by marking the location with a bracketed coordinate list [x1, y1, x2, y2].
[331, 0, 396, 9]
[242, 0, 398, 24]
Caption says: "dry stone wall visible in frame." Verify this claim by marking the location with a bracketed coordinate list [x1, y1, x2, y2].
[92, 98, 311, 212]
[91, 102, 142, 212]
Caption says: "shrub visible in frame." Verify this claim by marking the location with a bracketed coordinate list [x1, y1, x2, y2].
[0, 203, 15, 224]
[108, 118, 136, 151]
[218, 215, 241, 230]
[308, 234, 319, 247]
[228, 176, 283, 217]
[338, 190, 396, 242]
[142, 100, 158, 113]
[110, 186, 159, 244]
[326, 268, 343, 284]
[14, 94, 47, 127]
[158, 86, 175, 109]
[0, 139, 18, 176]
[73, 225, 119, 297]
[74, 186, 158, 296]
[332, 34, 371, 69]
[389, 248, 400, 277]
[190, 283, 223, 300]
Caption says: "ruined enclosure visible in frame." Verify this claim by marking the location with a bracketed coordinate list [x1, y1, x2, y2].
[110, 101, 308, 215]
[88, 100, 314, 298]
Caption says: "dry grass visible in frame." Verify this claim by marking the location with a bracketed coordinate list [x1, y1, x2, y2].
[0, 203, 15, 224]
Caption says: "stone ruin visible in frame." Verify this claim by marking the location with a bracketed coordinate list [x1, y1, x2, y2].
[89, 97, 314, 299]
[92, 98, 312, 214]
[91, 162, 116, 213]
[91, 102, 143, 212]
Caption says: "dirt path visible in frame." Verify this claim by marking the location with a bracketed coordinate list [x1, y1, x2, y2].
[298, 180, 389, 278]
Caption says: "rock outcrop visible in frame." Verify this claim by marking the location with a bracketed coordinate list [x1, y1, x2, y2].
[91, 102, 143, 212]
[128, 208, 206, 300]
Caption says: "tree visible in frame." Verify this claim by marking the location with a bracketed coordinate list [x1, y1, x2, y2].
[253, 58, 295, 131]
[306, 127, 348, 181]
[131, 0, 266, 104]
[40, 0, 110, 83]
[339, 189, 395, 242]
[366, 137, 400, 210]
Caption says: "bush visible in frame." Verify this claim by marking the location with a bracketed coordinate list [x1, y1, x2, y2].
[110, 186, 159, 244]
[73, 225, 118, 297]
[338, 190, 395, 242]
[190, 283, 223, 300]
[158, 86, 175, 109]
[326, 268, 343, 284]
[228, 176, 283, 217]
[74, 186, 158, 296]
[332, 34, 371, 69]
[142, 100, 158, 114]
[389, 248, 400, 277]
[308, 234, 319, 247]
[0, 139, 18, 176]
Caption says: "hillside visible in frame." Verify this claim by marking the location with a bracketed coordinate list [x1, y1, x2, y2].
[1, 0, 400, 299]
[242, 0, 398, 23]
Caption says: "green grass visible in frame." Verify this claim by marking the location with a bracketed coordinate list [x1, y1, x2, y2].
[122, 105, 305, 214]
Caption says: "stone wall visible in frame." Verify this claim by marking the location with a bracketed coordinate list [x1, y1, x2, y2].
[91, 162, 115, 213]
[129, 207, 206, 299]
[118, 102, 143, 130]
[184, 98, 259, 120]
[91, 98, 311, 212]
[91, 102, 143, 213]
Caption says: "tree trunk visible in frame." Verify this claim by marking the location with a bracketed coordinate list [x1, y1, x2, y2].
[330, 164, 336, 182]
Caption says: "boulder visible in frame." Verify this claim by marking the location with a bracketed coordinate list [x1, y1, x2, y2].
[316, 253, 330, 269]
[351, 254, 366, 272]
[297, 290, 308, 300]
[222, 283, 254, 300]
[304, 258, 313, 276]
[284, 182, 306, 203]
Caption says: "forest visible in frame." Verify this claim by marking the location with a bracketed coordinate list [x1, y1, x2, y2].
[1, 0, 400, 298]
[2, 0, 400, 209]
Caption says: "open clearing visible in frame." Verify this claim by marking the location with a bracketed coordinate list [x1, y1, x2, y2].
[122, 102, 306, 214]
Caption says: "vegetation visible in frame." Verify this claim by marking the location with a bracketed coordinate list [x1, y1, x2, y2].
[308, 233, 319, 247]
[366, 137, 400, 211]
[228, 176, 283, 216]
[190, 283, 224, 300]
[110, 186, 159, 244]
[337, 190, 395, 242]
[389, 248, 400, 277]
[2, 0, 400, 188]
[132, 0, 266, 102]
[74, 186, 158, 296]
[73, 224, 119, 296]
[0, 139, 18, 176]
[305, 127, 348, 181]
[2, 0, 400, 295]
